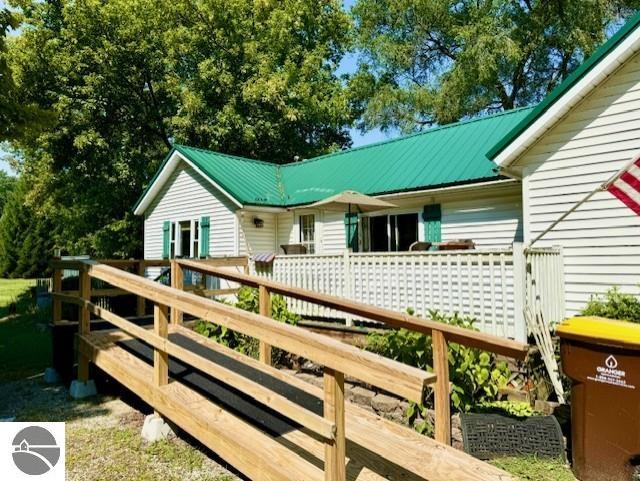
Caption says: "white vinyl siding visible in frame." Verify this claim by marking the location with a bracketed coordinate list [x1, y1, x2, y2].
[276, 211, 296, 252]
[441, 195, 523, 249]
[320, 211, 346, 253]
[273, 187, 522, 254]
[516, 52, 640, 315]
[144, 161, 238, 271]
[238, 211, 277, 254]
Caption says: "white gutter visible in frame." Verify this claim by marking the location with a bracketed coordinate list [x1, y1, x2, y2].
[375, 178, 519, 200]
[494, 26, 640, 168]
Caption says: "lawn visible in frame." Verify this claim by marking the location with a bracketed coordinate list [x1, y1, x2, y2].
[0, 278, 52, 381]
[0, 278, 36, 306]
[0, 378, 239, 481]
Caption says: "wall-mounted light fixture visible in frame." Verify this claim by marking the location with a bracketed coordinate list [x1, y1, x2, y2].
[253, 217, 264, 228]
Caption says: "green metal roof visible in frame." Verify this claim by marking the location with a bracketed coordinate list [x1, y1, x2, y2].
[173, 145, 283, 205]
[279, 107, 533, 206]
[136, 107, 534, 210]
[487, 11, 640, 160]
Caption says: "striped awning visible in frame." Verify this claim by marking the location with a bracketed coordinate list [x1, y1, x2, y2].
[253, 252, 276, 265]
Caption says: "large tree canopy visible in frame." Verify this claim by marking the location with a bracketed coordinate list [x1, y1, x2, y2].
[350, 0, 640, 132]
[1, 0, 353, 274]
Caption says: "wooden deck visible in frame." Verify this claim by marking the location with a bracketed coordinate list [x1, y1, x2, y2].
[80, 327, 514, 481]
[52, 257, 527, 481]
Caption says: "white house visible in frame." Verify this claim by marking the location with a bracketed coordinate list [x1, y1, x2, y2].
[133, 108, 529, 261]
[134, 12, 640, 337]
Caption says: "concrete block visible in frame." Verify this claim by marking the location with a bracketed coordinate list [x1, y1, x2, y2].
[69, 380, 97, 399]
[43, 367, 61, 384]
[141, 414, 175, 442]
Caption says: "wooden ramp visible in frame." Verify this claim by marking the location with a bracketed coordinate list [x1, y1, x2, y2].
[80, 327, 514, 481]
[52, 258, 526, 481]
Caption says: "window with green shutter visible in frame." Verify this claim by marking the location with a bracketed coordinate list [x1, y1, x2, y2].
[200, 216, 210, 258]
[162, 221, 171, 259]
[422, 204, 442, 244]
[344, 213, 359, 252]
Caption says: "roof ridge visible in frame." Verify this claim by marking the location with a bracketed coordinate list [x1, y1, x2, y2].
[281, 106, 536, 168]
[173, 143, 281, 168]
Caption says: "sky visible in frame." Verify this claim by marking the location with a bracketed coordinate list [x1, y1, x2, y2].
[0, 0, 394, 175]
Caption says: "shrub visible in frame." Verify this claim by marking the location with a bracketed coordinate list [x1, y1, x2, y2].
[194, 286, 300, 363]
[366, 310, 510, 413]
[581, 286, 640, 323]
[476, 400, 539, 418]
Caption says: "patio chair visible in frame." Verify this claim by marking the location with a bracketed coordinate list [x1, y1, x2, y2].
[280, 244, 308, 255]
[409, 241, 432, 251]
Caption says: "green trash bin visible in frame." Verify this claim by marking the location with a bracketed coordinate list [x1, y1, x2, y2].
[558, 316, 640, 481]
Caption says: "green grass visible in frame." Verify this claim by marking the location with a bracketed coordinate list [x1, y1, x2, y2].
[490, 456, 576, 481]
[0, 278, 35, 306]
[67, 426, 231, 481]
[0, 278, 52, 381]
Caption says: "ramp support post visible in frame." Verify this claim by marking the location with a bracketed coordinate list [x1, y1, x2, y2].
[77, 264, 92, 382]
[170, 260, 184, 324]
[433, 330, 451, 445]
[324, 367, 346, 481]
[259, 285, 272, 366]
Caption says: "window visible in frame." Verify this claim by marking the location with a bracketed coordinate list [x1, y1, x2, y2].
[370, 215, 388, 252]
[178, 221, 191, 257]
[396, 213, 418, 251]
[367, 213, 418, 252]
[299, 214, 316, 253]
[166, 220, 202, 258]
[193, 220, 199, 258]
[170, 222, 177, 258]
[360, 216, 370, 252]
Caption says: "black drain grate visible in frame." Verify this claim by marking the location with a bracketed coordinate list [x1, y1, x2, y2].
[460, 413, 565, 460]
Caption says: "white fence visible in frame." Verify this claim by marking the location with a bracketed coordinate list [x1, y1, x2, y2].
[251, 243, 565, 342]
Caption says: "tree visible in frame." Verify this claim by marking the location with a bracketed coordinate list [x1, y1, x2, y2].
[3, 0, 353, 269]
[0, 8, 44, 141]
[0, 8, 19, 140]
[0, 176, 54, 277]
[350, 0, 640, 132]
[0, 171, 16, 214]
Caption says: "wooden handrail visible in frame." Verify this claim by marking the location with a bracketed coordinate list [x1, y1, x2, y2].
[68, 260, 432, 403]
[177, 259, 529, 360]
[53, 256, 528, 450]
[176, 257, 529, 446]
[53, 292, 336, 441]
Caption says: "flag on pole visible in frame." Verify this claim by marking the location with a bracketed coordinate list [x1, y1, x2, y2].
[528, 152, 640, 248]
[604, 154, 640, 215]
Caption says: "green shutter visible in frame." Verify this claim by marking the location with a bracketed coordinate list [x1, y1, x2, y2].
[200, 216, 210, 258]
[162, 221, 171, 259]
[344, 213, 359, 252]
[422, 204, 442, 244]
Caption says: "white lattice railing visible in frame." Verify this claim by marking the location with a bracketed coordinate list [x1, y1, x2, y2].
[251, 244, 565, 342]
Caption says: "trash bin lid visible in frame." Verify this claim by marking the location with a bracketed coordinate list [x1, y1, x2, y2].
[557, 316, 640, 349]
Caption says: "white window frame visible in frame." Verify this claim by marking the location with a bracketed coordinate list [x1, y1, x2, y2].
[168, 218, 203, 259]
[298, 213, 316, 254]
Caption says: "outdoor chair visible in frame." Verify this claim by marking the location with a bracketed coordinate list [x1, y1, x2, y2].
[409, 241, 432, 251]
[280, 244, 308, 255]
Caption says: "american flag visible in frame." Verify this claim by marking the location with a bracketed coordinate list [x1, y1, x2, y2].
[605, 155, 640, 215]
